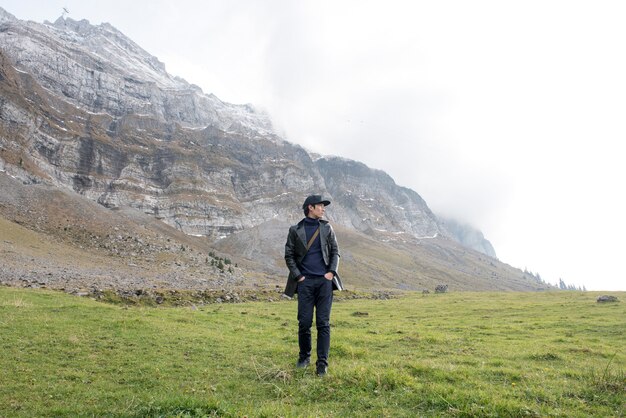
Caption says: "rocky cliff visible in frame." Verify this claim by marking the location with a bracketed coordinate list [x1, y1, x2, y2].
[0, 9, 446, 243]
[0, 8, 545, 293]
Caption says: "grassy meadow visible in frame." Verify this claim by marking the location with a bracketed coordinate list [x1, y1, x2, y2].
[0, 287, 624, 417]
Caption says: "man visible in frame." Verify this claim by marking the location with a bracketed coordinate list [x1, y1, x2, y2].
[284, 195, 343, 376]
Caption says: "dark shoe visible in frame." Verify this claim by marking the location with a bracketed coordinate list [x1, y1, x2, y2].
[296, 358, 310, 368]
[316, 364, 328, 376]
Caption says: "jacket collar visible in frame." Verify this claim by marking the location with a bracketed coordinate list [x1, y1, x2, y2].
[297, 218, 328, 227]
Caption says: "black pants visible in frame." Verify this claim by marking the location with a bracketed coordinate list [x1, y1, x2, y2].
[297, 276, 333, 367]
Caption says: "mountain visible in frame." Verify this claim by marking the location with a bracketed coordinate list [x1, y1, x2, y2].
[0, 8, 551, 293]
[438, 217, 497, 258]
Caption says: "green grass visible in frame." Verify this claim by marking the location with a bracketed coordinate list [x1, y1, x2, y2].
[0, 288, 624, 417]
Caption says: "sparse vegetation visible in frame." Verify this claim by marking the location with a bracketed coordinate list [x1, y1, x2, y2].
[1, 288, 623, 417]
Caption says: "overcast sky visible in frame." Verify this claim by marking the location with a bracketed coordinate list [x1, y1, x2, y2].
[4, 1, 625, 290]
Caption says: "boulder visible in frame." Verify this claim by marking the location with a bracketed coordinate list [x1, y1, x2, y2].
[596, 295, 619, 303]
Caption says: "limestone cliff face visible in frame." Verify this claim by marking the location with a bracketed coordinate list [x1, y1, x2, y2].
[0, 8, 494, 255]
[0, 13, 273, 135]
[315, 157, 440, 238]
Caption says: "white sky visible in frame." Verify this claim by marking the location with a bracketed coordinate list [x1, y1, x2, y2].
[4, 1, 625, 290]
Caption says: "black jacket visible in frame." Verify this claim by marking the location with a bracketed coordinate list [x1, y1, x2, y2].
[284, 218, 343, 297]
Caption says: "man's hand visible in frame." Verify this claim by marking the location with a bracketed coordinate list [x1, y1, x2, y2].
[324, 272, 334, 281]
[298, 276, 305, 282]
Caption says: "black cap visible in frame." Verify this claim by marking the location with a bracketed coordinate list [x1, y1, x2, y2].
[302, 195, 331, 209]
